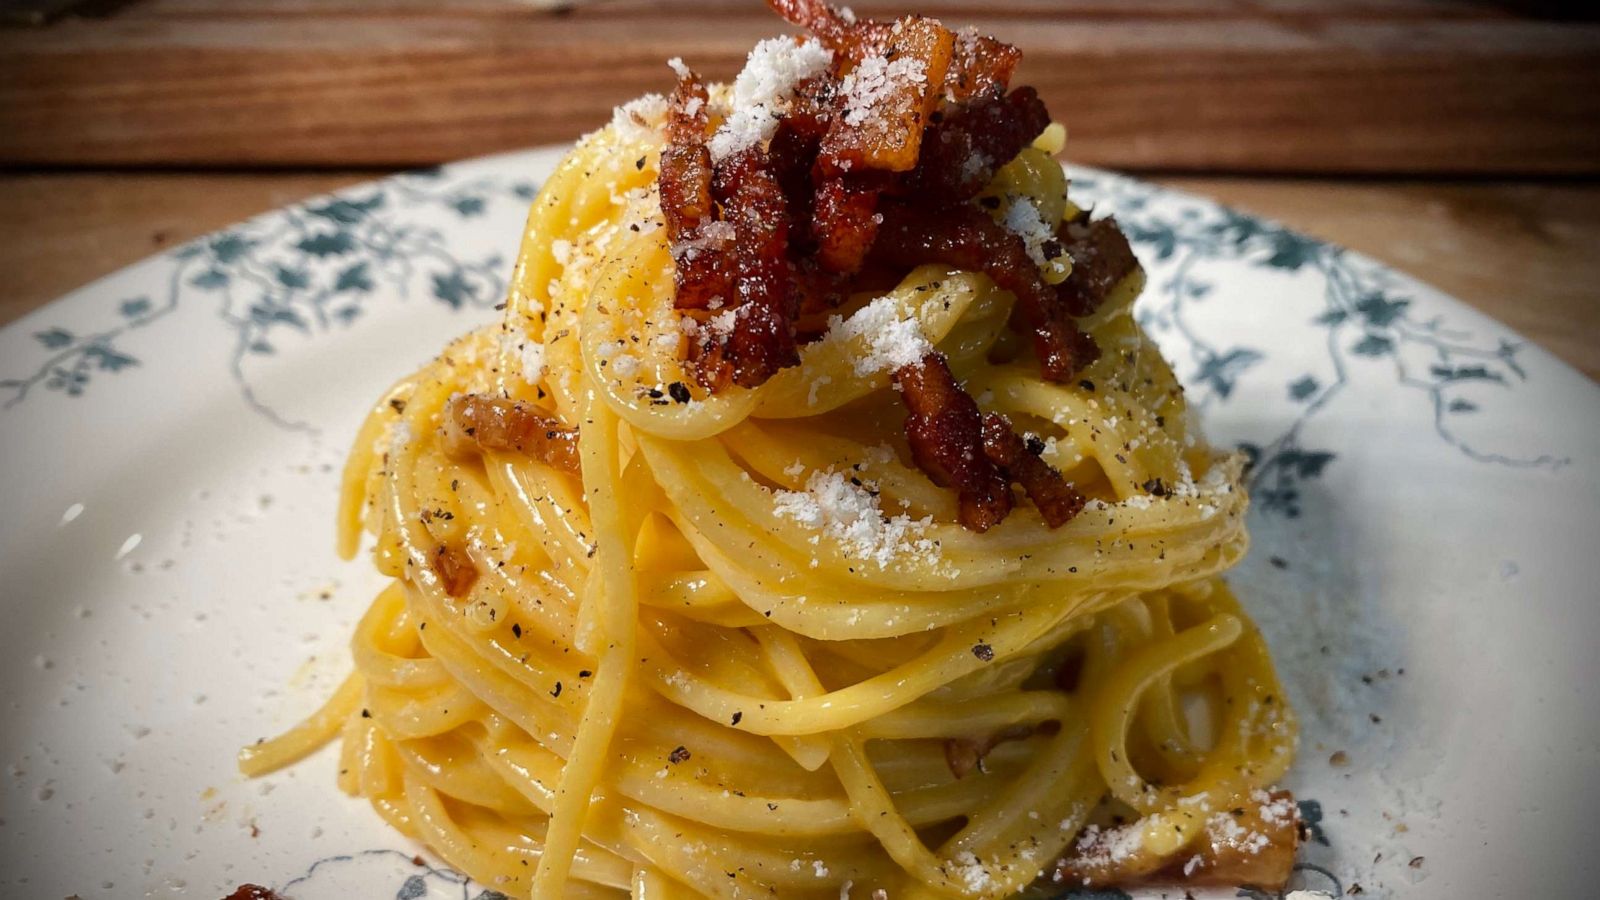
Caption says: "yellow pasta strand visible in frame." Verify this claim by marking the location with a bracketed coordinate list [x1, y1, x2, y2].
[241, 105, 1297, 899]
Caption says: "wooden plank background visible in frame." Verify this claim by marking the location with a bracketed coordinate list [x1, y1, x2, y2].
[2, 0, 1598, 173]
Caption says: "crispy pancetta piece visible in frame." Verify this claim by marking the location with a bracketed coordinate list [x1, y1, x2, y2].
[220, 887, 286, 900]
[661, 67, 733, 311]
[908, 86, 1050, 203]
[430, 544, 478, 598]
[769, 0, 1016, 99]
[698, 146, 802, 389]
[1057, 213, 1139, 317]
[872, 203, 1099, 381]
[893, 353, 1013, 532]
[818, 16, 955, 175]
[811, 174, 884, 274]
[444, 394, 581, 476]
[981, 413, 1086, 527]
[944, 722, 1051, 779]
[766, 0, 857, 47]
[946, 27, 1022, 100]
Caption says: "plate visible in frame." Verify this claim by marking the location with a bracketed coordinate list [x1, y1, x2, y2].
[1, 148, 1595, 899]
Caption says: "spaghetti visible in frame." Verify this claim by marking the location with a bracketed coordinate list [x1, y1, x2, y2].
[240, 4, 1299, 898]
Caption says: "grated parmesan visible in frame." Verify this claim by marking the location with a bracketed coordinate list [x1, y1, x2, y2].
[521, 341, 547, 384]
[651, 330, 681, 354]
[807, 374, 833, 407]
[707, 308, 739, 338]
[1070, 822, 1146, 867]
[609, 93, 670, 144]
[949, 852, 994, 892]
[1002, 197, 1070, 279]
[670, 220, 736, 262]
[611, 353, 640, 378]
[826, 296, 933, 377]
[709, 37, 834, 162]
[772, 469, 938, 569]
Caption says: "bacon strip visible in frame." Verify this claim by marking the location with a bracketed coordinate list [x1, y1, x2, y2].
[700, 147, 802, 389]
[768, 118, 825, 254]
[811, 174, 883, 274]
[946, 28, 1022, 100]
[221, 887, 286, 900]
[908, 86, 1050, 203]
[981, 413, 1085, 527]
[431, 544, 478, 598]
[944, 722, 1046, 779]
[818, 15, 954, 176]
[661, 67, 732, 311]
[1057, 214, 1139, 318]
[872, 203, 1099, 381]
[768, 0, 1016, 101]
[893, 353, 1012, 532]
[766, 0, 856, 47]
[444, 394, 581, 476]
[1054, 790, 1300, 892]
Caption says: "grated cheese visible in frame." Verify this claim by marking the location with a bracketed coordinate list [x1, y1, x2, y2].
[670, 220, 736, 262]
[390, 419, 414, 451]
[709, 37, 834, 162]
[1071, 822, 1145, 867]
[609, 93, 670, 144]
[651, 330, 681, 354]
[772, 469, 939, 569]
[807, 374, 832, 407]
[520, 341, 547, 384]
[949, 852, 994, 892]
[1002, 197, 1069, 279]
[826, 297, 933, 378]
[707, 308, 739, 338]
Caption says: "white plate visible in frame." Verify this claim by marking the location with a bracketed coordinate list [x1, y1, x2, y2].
[1, 148, 1595, 900]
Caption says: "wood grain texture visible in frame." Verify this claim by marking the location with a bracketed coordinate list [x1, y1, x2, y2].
[1, 0, 1597, 173]
[1, 170, 1594, 379]
[1153, 176, 1600, 381]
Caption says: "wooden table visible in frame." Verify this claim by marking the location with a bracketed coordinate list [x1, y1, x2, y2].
[5, 1, 1599, 173]
[3, 172, 1596, 380]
